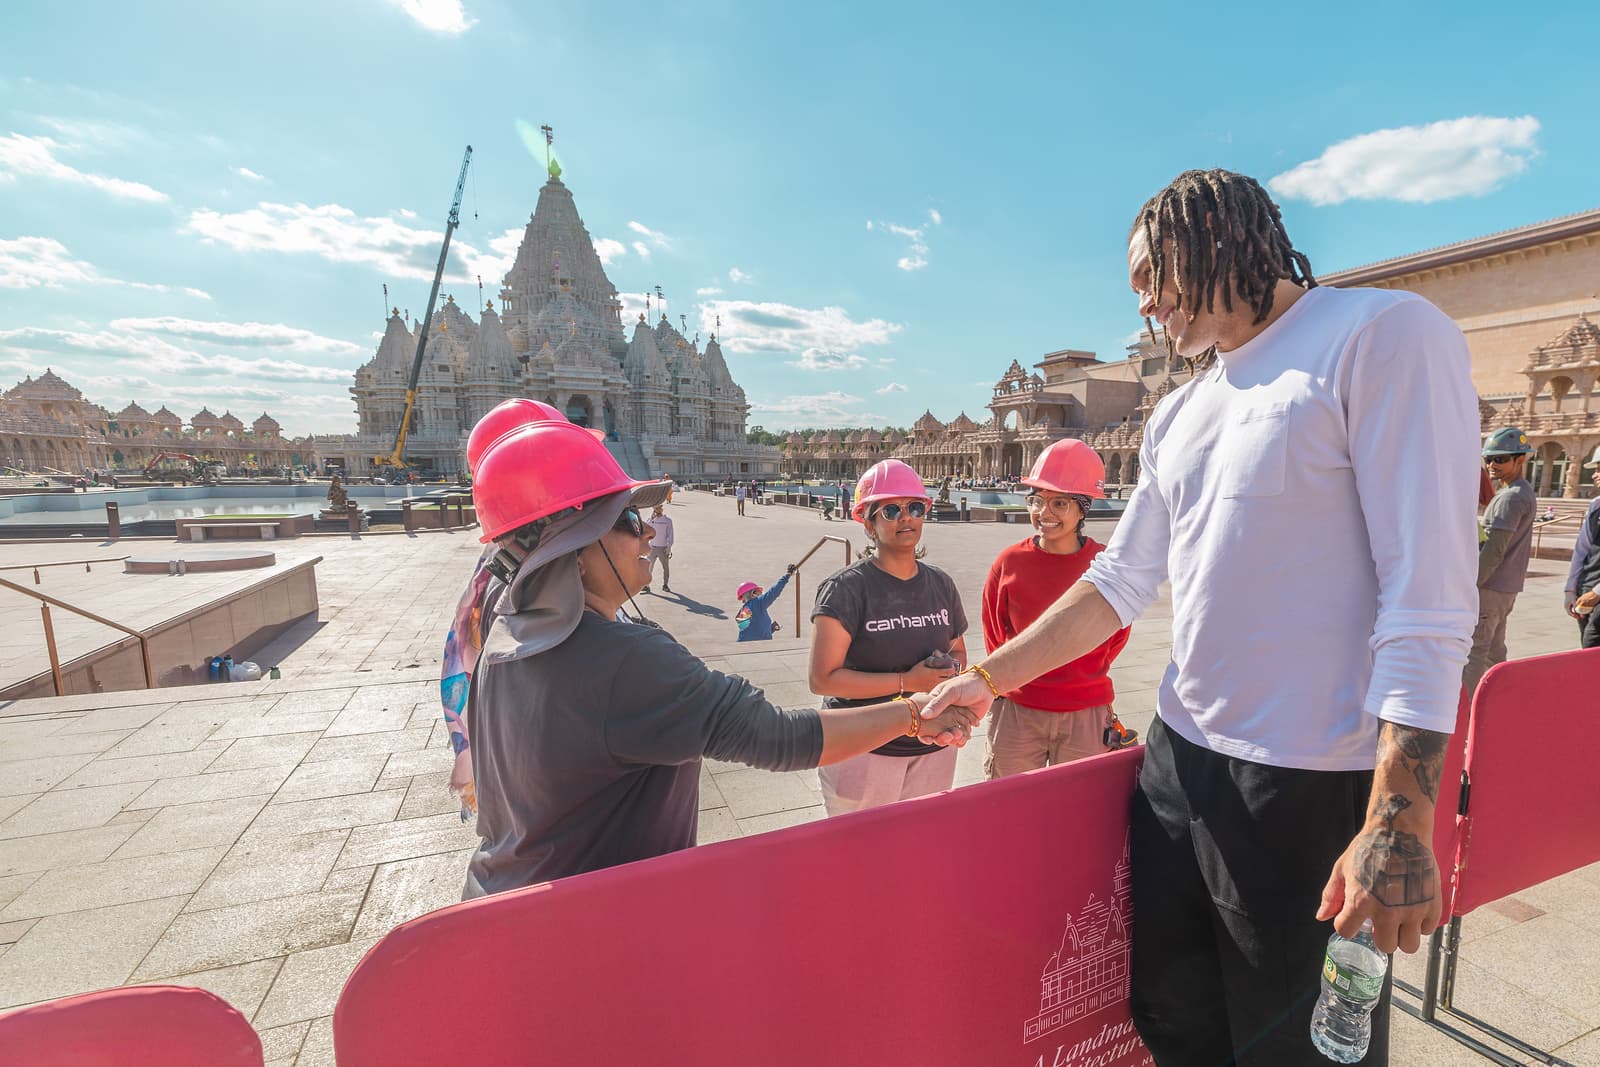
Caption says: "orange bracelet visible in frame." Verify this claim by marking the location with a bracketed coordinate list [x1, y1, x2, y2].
[896, 694, 921, 737]
[965, 664, 1001, 697]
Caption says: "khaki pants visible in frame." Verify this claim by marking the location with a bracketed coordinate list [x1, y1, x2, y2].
[818, 746, 958, 816]
[647, 546, 671, 586]
[1464, 587, 1517, 696]
[985, 698, 1113, 779]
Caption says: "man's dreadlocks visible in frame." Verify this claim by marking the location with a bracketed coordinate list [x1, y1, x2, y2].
[1132, 169, 1317, 374]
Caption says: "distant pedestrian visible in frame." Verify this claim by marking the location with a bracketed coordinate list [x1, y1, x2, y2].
[735, 482, 747, 516]
[1564, 458, 1600, 649]
[644, 503, 673, 594]
[1466, 427, 1537, 694]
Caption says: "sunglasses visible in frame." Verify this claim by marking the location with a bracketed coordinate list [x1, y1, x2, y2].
[1483, 456, 1517, 467]
[612, 506, 647, 536]
[872, 501, 927, 521]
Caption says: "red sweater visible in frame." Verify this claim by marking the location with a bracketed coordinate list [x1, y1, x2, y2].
[981, 536, 1130, 712]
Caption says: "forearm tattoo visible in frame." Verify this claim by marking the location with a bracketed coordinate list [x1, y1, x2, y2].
[1354, 793, 1438, 907]
[1378, 722, 1448, 804]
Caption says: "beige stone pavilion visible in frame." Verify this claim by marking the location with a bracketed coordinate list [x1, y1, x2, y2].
[0, 370, 313, 476]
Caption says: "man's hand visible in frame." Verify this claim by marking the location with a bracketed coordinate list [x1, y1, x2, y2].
[1317, 804, 1442, 954]
[916, 701, 978, 747]
[1317, 722, 1449, 954]
[921, 671, 996, 726]
[1567, 589, 1581, 619]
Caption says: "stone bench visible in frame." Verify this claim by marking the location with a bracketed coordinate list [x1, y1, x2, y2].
[183, 521, 279, 542]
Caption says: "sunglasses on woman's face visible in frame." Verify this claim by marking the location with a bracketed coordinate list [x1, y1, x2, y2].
[613, 506, 647, 537]
[873, 501, 927, 521]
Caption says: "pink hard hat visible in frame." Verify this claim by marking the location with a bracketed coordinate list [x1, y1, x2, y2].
[473, 421, 670, 543]
[466, 398, 603, 475]
[736, 581, 761, 600]
[1019, 439, 1106, 499]
[851, 459, 930, 524]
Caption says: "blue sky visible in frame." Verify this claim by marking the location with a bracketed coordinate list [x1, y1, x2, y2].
[1, 0, 1595, 434]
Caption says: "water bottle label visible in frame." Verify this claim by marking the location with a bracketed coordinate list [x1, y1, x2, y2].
[1322, 953, 1382, 1002]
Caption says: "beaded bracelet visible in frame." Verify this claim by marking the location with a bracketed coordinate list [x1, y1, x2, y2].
[965, 664, 1001, 697]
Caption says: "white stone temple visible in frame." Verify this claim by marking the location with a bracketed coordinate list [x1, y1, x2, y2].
[320, 170, 779, 480]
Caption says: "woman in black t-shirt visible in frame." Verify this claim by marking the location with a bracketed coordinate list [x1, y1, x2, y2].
[808, 460, 968, 815]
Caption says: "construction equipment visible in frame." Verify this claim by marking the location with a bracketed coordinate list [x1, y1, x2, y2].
[376, 144, 473, 474]
[143, 452, 224, 484]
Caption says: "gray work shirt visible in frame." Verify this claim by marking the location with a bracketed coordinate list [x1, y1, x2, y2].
[465, 613, 822, 896]
[1481, 478, 1535, 594]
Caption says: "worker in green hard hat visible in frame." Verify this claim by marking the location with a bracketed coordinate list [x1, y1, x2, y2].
[1465, 427, 1537, 693]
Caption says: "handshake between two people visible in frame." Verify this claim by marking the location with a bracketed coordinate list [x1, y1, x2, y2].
[916, 660, 1005, 747]
[905, 651, 987, 748]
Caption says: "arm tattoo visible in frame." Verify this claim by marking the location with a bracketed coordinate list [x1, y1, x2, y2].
[1378, 722, 1448, 804]
[1353, 793, 1437, 907]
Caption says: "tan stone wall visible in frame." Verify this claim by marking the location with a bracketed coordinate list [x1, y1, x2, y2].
[1349, 235, 1600, 398]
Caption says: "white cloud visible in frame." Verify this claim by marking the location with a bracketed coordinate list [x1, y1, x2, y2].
[728, 267, 752, 284]
[618, 292, 667, 323]
[695, 285, 723, 297]
[696, 300, 903, 365]
[928, 209, 942, 225]
[627, 220, 672, 250]
[398, 208, 417, 219]
[631, 241, 651, 259]
[791, 350, 868, 372]
[0, 236, 210, 298]
[748, 391, 882, 428]
[593, 237, 626, 265]
[184, 200, 518, 287]
[0, 132, 167, 201]
[876, 382, 908, 394]
[0, 326, 353, 383]
[457, 226, 523, 289]
[870, 218, 931, 271]
[1268, 115, 1541, 206]
[32, 116, 146, 151]
[388, 0, 476, 34]
[0, 236, 103, 288]
[108, 316, 366, 356]
[235, 166, 266, 181]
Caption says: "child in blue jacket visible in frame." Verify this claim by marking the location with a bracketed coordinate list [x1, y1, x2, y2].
[735, 565, 795, 641]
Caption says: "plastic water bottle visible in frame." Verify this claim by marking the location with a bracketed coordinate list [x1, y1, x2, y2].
[1310, 918, 1388, 1063]
[221, 654, 234, 682]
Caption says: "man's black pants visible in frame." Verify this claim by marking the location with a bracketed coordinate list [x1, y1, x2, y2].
[1580, 611, 1600, 650]
[1129, 717, 1393, 1067]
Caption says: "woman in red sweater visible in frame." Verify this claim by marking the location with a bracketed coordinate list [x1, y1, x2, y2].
[982, 439, 1131, 777]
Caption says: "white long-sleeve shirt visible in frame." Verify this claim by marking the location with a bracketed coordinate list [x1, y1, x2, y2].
[1083, 286, 1480, 770]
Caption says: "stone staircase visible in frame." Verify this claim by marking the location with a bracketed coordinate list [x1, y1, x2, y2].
[606, 434, 655, 479]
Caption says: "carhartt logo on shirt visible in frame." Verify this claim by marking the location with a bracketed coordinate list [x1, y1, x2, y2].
[864, 609, 951, 633]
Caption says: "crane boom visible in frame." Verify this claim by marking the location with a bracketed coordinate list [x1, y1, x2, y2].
[380, 144, 473, 472]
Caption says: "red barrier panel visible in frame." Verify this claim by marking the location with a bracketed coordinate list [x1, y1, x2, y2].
[0, 984, 263, 1066]
[337, 747, 1153, 1067]
[1450, 649, 1600, 916]
[1432, 688, 1472, 922]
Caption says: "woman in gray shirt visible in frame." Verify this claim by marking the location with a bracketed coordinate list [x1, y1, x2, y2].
[464, 420, 974, 896]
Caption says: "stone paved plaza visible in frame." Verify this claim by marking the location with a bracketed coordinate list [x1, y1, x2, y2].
[0, 492, 1595, 1064]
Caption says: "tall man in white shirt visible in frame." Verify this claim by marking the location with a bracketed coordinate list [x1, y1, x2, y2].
[925, 170, 1479, 1066]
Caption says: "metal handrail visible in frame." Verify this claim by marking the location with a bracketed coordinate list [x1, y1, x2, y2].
[791, 535, 854, 638]
[0, 556, 130, 584]
[0, 574, 154, 696]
